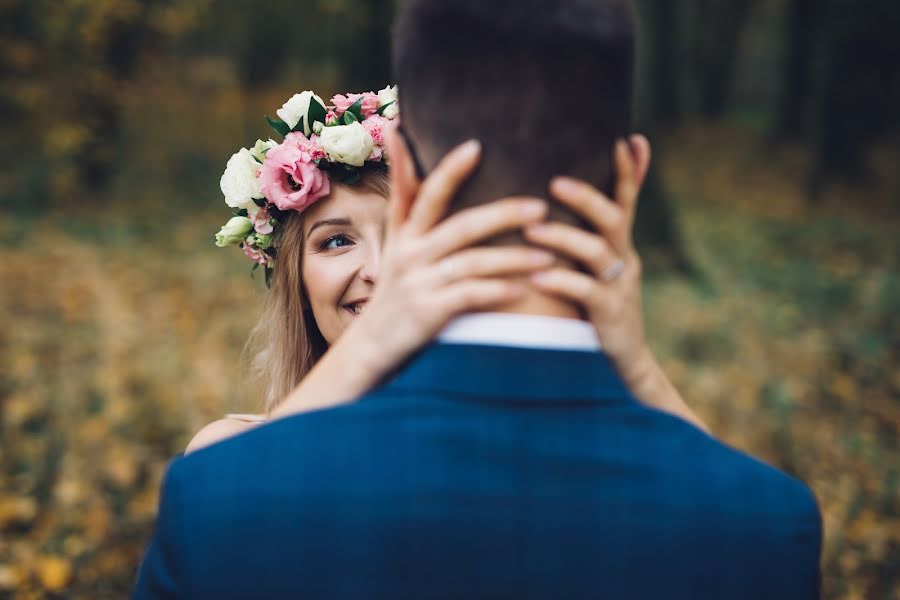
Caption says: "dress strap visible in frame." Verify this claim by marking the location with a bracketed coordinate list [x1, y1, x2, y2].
[224, 413, 268, 423]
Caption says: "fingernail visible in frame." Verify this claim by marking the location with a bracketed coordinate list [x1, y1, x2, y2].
[520, 201, 546, 218]
[461, 139, 481, 156]
[551, 176, 578, 194]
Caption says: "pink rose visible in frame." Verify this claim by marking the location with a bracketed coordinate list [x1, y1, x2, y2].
[331, 92, 379, 118]
[258, 139, 330, 213]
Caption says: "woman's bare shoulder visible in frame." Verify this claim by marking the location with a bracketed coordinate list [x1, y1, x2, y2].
[185, 416, 264, 454]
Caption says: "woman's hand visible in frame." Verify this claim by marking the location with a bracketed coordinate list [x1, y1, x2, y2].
[347, 138, 554, 377]
[270, 137, 551, 418]
[524, 136, 709, 432]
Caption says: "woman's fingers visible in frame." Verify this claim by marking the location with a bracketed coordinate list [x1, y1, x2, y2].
[431, 247, 554, 286]
[523, 221, 619, 279]
[433, 278, 525, 316]
[619, 135, 650, 220]
[419, 197, 548, 262]
[529, 267, 602, 307]
[548, 176, 628, 254]
[405, 139, 482, 233]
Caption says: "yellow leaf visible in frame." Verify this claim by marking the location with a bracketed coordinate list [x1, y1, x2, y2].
[35, 555, 72, 592]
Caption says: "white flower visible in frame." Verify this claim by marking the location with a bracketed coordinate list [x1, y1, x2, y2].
[276, 91, 326, 136]
[215, 216, 253, 247]
[220, 148, 263, 215]
[249, 139, 279, 163]
[377, 85, 399, 119]
[312, 121, 324, 135]
[319, 122, 374, 167]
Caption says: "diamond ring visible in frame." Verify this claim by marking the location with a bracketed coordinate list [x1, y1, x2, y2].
[600, 258, 625, 282]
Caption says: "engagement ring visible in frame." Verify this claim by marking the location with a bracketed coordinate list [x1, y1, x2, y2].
[601, 259, 625, 282]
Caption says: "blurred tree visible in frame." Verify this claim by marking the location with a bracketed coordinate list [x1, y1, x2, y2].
[774, 0, 819, 139]
[335, 0, 395, 92]
[807, 0, 900, 196]
[773, 0, 900, 197]
[0, 0, 210, 208]
[688, 0, 761, 117]
[630, 0, 693, 274]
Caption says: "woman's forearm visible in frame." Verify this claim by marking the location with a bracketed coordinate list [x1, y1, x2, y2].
[625, 350, 711, 434]
[268, 322, 387, 420]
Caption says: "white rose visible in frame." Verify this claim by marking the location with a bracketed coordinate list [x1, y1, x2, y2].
[215, 216, 253, 247]
[377, 85, 399, 119]
[276, 91, 325, 136]
[220, 147, 262, 214]
[249, 139, 278, 163]
[319, 122, 374, 167]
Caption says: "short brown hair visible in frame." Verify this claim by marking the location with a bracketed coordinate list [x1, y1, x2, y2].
[394, 0, 637, 217]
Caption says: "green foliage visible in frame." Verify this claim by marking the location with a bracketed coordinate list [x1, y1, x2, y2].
[265, 115, 291, 139]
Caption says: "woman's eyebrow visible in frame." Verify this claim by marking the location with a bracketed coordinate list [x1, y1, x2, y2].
[307, 218, 351, 237]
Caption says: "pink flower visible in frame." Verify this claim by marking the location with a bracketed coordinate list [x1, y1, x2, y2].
[287, 132, 327, 161]
[242, 242, 272, 265]
[361, 114, 388, 145]
[252, 206, 274, 234]
[258, 139, 330, 213]
[325, 110, 338, 125]
[331, 92, 379, 118]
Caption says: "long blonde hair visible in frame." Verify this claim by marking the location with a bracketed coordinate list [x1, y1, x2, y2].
[244, 170, 391, 412]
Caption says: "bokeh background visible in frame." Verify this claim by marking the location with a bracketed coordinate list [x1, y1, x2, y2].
[1, 0, 898, 598]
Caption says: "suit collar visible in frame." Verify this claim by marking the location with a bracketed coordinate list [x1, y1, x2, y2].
[382, 342, 637, 404]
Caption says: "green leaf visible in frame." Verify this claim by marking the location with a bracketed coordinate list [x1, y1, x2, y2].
[291, 115, 307, 134]
[307, 99, 327, 130]
[342, 110, 358, 125]
[265, 115, 291, 138]
[264, 265, 273, 288]
[347, 96, 364, 121]
[376, 100, 395, 116]
[233, 208, 249, 217]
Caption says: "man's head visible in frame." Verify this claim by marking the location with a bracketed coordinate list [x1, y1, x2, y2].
[393, 0, 638, 213]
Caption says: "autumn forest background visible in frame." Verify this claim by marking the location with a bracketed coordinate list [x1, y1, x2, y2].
[1, 0, 898, 598]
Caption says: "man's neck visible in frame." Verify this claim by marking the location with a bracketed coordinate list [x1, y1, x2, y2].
[489, 285, 583, 320]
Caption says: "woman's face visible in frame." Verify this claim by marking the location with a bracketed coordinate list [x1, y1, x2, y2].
[301, 185, 387, 345]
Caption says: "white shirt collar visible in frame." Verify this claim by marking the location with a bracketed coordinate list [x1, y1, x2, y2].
[437, 312, 601, 352]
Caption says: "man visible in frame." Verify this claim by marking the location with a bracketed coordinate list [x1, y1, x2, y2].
[135, 0, 821, 597]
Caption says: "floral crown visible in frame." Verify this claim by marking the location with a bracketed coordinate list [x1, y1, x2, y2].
[215, 86, 398, 285]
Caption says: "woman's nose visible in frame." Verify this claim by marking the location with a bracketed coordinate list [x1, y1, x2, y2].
[358, 246, 381, 283]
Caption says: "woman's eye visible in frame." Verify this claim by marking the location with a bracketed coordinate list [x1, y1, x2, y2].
[321, 234, 353, 250]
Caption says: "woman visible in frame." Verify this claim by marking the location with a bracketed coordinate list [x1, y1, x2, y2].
[189, 88, 706, 452]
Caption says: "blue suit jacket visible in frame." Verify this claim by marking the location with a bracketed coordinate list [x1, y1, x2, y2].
[135, 343, 821, 598]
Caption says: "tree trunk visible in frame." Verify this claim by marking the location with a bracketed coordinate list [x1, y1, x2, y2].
[692, 0, 759, 117]
[774, 0, 819, 139]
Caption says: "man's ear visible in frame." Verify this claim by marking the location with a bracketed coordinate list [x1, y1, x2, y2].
[628, 134, 651, 188]
[383, 122, 421, 227]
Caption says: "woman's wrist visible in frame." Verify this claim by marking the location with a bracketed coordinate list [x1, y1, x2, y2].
[616, 345, 710, 433]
